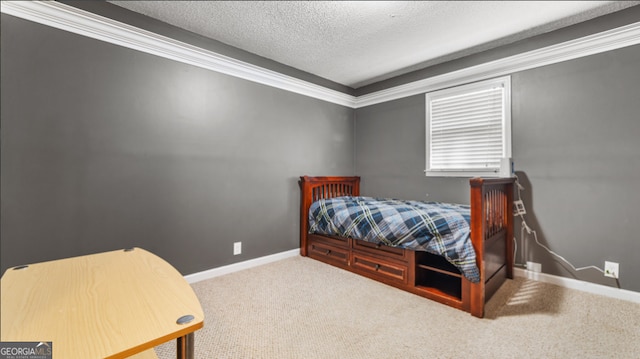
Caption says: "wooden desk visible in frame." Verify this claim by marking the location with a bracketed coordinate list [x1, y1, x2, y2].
[1, 248, 204, 359]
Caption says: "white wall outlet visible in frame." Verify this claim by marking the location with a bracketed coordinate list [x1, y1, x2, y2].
[513, 200, 526, 215]
[233, 242, 242, 255]
[526, 261, 541, 272]
[604, 261, 619, 278]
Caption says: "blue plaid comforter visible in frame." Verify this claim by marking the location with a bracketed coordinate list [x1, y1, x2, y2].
[309, 196, 479, 283]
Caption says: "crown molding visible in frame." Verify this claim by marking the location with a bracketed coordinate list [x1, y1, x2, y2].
[2, 1, 639, 110]
[355, 21, 640, 108]
[0, 1, 357, 108]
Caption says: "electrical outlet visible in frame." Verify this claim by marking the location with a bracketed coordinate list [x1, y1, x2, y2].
[604, 261, 619, 278]
[233, 242, 242, 255]
[513, 200, 526, 216]
[526, 261, 541, 272]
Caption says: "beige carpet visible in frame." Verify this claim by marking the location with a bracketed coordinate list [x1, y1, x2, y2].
[155, 256, 640, 359]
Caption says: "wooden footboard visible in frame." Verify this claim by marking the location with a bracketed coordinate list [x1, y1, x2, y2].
[299, 175, 514, 318]
[469, 177, 515, 317]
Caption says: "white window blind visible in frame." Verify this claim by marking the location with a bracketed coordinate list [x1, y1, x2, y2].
[425, 76, 511, 177]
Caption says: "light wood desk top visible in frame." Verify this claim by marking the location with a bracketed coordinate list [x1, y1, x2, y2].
[1, 248, 204, 359]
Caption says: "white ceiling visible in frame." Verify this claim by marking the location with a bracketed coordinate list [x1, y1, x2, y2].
[108, 1, 637, 88]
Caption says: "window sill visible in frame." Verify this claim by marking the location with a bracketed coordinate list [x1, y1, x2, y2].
[425, 170, 503, 178]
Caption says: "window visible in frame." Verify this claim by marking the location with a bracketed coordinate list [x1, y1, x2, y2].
[425, 76, 511, 177]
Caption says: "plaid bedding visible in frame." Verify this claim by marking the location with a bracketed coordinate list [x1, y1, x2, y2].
[309, 196, 479, 283]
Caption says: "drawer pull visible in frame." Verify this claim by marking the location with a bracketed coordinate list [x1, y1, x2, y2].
[376, 243, 382, 248]
[325, 249, 331, 255]
[375, 264, 381, 271]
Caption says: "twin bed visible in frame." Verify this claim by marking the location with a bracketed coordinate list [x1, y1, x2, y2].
[299, 175, 515, 318]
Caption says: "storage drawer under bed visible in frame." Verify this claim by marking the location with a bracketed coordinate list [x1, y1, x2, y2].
[352, 239, 408, 261]
[350, 252, 408, 285]
[308, 240, 349, 266]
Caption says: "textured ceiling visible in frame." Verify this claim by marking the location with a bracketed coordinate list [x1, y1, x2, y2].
[108, 1, 637, 88]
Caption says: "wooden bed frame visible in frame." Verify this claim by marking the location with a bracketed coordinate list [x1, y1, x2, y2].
[299, 176, 515, 318]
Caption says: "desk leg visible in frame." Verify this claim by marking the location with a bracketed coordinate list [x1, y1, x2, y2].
[176, 333, 194, 359]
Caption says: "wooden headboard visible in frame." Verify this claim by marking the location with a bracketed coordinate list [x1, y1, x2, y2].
[298, 176, 360, 256]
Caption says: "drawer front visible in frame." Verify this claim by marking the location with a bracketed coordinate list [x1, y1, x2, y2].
[351, 253, 408, 285]
[308, 233, 349, 248]
[352, 239, 407, 261]
[308, 241, 349, 266]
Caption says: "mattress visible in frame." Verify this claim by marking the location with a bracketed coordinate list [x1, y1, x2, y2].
[308, 196, 479, 282]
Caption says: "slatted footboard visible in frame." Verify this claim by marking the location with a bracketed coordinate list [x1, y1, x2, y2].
[469, 177, 515, 317]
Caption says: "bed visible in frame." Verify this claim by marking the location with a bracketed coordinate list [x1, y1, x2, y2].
[299, 176, 515, 318]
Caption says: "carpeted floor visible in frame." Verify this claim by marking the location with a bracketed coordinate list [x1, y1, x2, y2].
[155, 256, 640, 359]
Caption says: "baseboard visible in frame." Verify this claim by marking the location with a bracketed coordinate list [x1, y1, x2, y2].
[184, 249, 299, 284]
[514, 268, 640, 304]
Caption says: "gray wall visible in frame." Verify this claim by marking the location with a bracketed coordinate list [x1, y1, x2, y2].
[1, 14, 354, 275]
[512, 44, 640, 292]
[355, 43, 640, 292]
